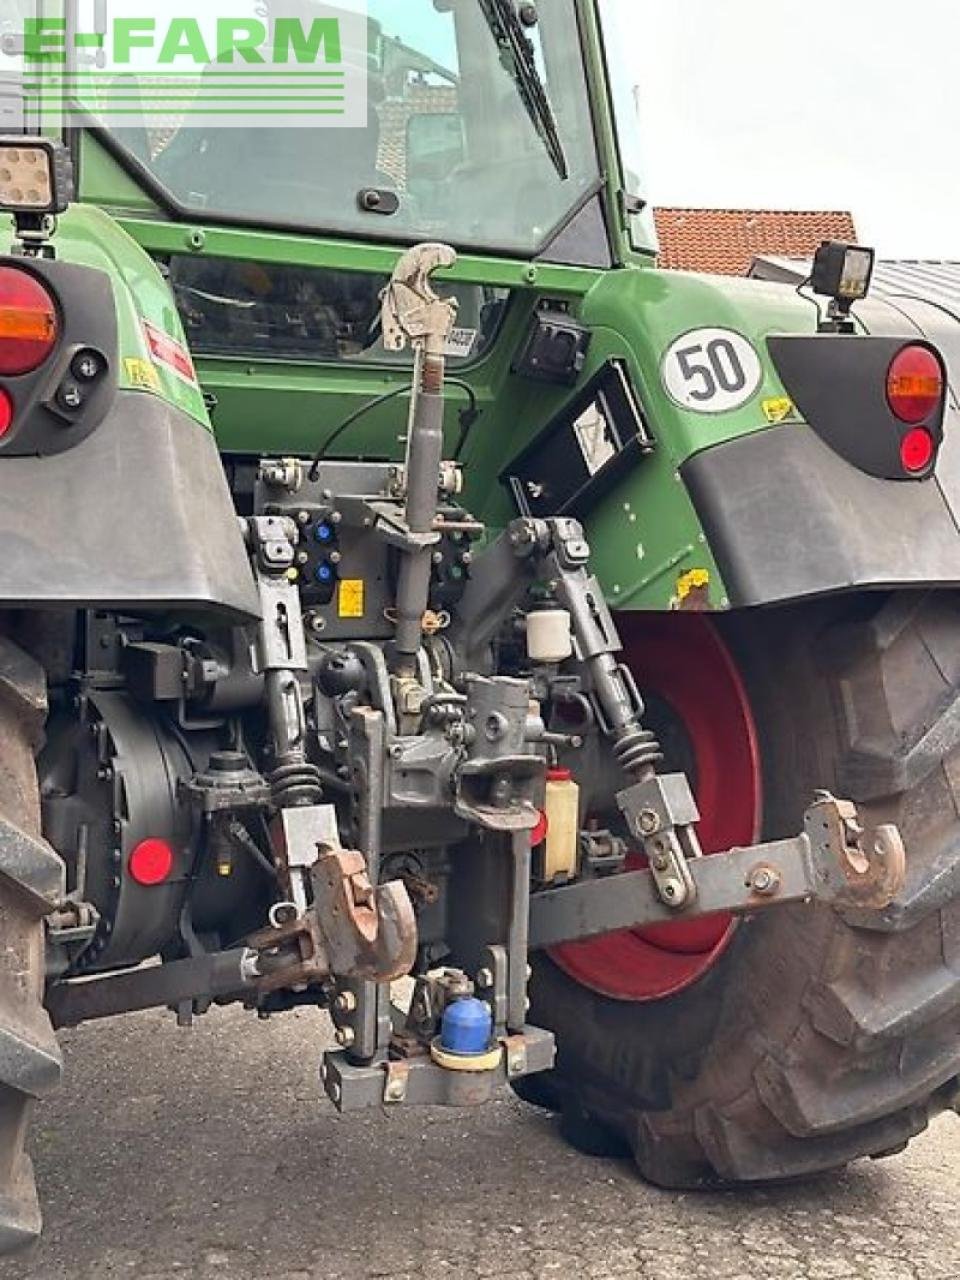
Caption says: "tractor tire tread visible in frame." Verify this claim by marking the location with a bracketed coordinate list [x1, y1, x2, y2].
[0, 633, 61, 1255]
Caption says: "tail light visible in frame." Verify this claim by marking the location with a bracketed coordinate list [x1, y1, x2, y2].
[887, 345, 944, 425]
[900, 427, 936, 474]
[0, 267, 58, 376]
[0, 388, 13, 439]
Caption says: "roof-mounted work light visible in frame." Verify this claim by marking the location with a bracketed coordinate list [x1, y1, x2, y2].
[811, 240, 876, 332]
[0, 137, 74, 258]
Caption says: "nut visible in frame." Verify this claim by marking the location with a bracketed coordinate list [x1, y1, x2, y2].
[638, 809, 661, 836]
[334, 992, 358, 1014]
[335, 1027, 356, 1048]
[385, 1079, 405, 1102]
[748, 865, 781, 898]
[476, 968, 495, 989]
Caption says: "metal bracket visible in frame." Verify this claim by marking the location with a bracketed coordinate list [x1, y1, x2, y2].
[321, 1025, 555, 1113]
[617, 772, 703, 909]
[528, 792, 906, 950]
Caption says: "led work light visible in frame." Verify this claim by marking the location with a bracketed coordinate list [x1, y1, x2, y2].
[811, 241, 876, 306]
[0, 137, 73, 216]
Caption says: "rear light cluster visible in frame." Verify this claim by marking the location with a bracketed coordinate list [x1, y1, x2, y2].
[0, 263, 111, 446]
[0, 268, 58, 376]
[887, 345, 945, 475]
[0, 266, 58, 439]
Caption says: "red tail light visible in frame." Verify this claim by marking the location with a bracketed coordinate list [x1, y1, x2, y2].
[887, 346, 944, 424]
[901, 427, 936, 474]
[0, 388, 13, 439]
[0, 267, 58, 376]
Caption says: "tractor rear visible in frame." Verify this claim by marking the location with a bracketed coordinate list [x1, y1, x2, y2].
[0, 0, 958, 1257]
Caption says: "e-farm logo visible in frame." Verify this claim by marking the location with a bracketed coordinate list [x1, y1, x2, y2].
[17, 2, 368, 129]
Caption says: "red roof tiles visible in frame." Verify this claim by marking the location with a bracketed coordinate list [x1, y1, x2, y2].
[654, 208, 858, 276]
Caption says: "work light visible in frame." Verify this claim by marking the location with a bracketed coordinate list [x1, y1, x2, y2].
[811, 240, 876, 305]
[0, 137, 73, 216]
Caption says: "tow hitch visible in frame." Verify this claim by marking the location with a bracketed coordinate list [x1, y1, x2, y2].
[323, 791, 904, 1112]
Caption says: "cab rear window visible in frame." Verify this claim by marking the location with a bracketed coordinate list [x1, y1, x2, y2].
[167, 256, 508, 367]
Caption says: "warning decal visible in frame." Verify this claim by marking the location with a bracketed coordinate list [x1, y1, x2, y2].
[142, 320, 198, 387]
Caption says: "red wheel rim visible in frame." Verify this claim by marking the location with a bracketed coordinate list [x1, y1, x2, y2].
[549, 613, 761, 1002]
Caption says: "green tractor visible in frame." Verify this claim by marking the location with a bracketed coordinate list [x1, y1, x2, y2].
[0, 0, 958, 1255]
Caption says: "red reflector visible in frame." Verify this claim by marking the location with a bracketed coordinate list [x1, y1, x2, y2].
[0, 388, 13, 439]
[901, 427, 936, 474]
[128, 838, 175, 887]
[0, 268, 58, 376]
[530, 811, 549, 848]
[887, 346, 944, 424]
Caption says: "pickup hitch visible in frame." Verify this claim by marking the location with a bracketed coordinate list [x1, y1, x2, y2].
[528, 790, 906, 951]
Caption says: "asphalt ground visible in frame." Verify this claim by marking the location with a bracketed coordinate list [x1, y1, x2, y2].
[3, 1004, 958, 1280]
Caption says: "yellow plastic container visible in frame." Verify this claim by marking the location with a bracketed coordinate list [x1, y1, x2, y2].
[543, 768, 580, 882]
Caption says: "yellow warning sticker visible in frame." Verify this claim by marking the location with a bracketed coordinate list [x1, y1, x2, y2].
[339, 580, 365, 619]
[672, 569, 712, 612]
[762, 396, 796, 425]
[124, 357, 162, 392]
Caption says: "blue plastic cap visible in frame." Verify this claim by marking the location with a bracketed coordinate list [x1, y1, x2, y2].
[315, 563, 334, 584]
[314, 523, 334, 544]
[440, 997, 493, 1057]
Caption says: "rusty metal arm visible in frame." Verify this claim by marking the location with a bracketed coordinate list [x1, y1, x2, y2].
[528, 794, 905, 951]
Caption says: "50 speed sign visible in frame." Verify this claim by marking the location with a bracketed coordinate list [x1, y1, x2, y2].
[661, 328, 763, 414]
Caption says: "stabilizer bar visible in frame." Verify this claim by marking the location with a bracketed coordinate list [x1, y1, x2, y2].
[529, 793, 905, 951]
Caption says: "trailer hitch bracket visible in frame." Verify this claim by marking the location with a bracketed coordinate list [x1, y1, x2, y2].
[528, 792, 905, 951]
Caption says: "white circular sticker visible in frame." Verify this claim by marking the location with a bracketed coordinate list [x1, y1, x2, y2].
[662, 328, 763, 414]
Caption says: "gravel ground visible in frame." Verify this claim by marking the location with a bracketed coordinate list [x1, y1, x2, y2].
[3, 1004, 959, 1280]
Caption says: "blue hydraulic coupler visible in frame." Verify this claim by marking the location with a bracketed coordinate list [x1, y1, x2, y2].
[440, 997, 493, 1057]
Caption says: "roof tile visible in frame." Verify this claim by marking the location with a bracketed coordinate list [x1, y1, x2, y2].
[654, 209, 858, 275]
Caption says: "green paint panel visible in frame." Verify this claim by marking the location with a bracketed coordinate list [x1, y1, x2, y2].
[56, 0, 826, 615]
[1, 204, 209, 426]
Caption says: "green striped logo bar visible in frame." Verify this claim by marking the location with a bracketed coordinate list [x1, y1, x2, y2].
[15, 2, 369, 129]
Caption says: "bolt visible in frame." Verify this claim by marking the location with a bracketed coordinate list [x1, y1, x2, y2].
[334, 992, 357, 1014]
[661, 879, 684, 903]
[638, 809, 661, 836]
[749, 866, 781, 897]
[651, 852, 670, 873]
[476, 968, 495, 989]
[385, 1080, 405, 1102]
[335, 1027, 355, 1048]
[330, 1083, 341, 1104]
[509, 1054, 525, 1074]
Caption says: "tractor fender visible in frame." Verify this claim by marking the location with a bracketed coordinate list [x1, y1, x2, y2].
[681, 293, 960, 609]
[0, 389, 260, 620]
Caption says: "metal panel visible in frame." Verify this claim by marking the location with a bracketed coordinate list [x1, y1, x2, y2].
[0, 391, 260, 620]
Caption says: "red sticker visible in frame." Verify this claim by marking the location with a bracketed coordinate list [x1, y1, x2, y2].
[142, 319, 198, 386]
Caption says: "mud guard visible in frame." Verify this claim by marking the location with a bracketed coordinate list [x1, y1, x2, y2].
[0, 391, 260, 620]
[684, 297, 960, 609]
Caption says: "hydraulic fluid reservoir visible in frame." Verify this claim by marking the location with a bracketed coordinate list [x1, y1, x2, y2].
[543, 768, 580, 882]
[527, 608, 574, 665]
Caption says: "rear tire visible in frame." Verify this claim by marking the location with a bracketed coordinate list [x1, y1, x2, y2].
[522, 593, 960, 1186]
[0, 633, 62, 1252]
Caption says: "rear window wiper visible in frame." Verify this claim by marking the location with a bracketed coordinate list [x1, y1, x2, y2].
[476, 0, 569, 180]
